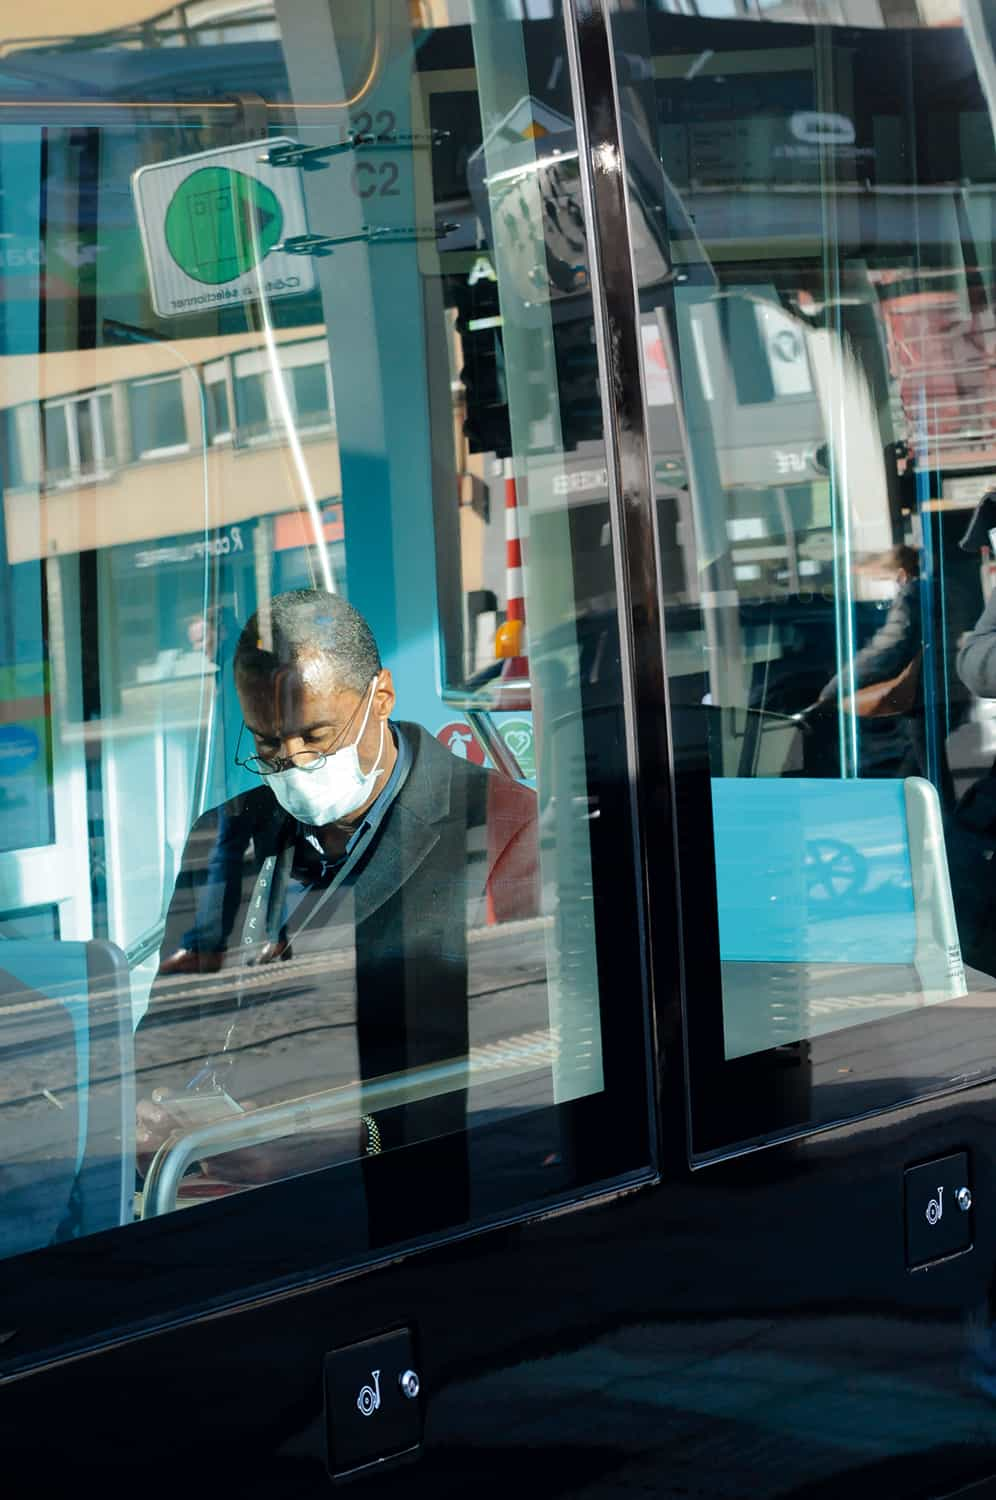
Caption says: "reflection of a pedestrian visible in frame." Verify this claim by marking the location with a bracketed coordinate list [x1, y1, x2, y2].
[803, 545, 932, 784]
[954, 496, 996, 1393]
[814, 546, 921, 710]
[158, 803, 266, 976]
[197, 602, 245, 808]
[160, 603, 252, 973]
[185, 610, 216, 661]
[184, 603, 239, 672]
[957, 584, 996, 699]
[949, 567, 996, 983]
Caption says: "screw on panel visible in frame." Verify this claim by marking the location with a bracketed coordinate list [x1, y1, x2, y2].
[399, 1369, 421, 1400]
[957, 1186, 973, 1213]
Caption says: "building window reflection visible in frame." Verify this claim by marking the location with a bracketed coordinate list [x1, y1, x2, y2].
[129, 374, 189, 461]
[41, 389, 116, 489]
[204, 359, 233, 445]
[0, 338, 337, 496]
[233, 341, 335, 446]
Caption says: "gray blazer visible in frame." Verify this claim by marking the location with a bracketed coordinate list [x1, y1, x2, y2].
[958, 589, 996, 700]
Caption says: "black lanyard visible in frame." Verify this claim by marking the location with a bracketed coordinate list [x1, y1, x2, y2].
[240, 821, 373, 953]
[218, 826, 369, 1060]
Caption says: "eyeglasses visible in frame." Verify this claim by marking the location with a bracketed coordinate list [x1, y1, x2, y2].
[236, 742, 330, 776]
[235, 695, 365, 777]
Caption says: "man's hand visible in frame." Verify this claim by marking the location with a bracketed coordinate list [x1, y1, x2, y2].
[136, 1088, 179, 1177]
[137, 1092, 368, 1188]
[796, 698, 835, 725]
[137, 1092, 294, 1188]
[137, 1087, 248, 1178]
[207, 1122, 367, 1186]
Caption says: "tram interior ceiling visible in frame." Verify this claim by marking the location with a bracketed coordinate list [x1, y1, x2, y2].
[6, 1, 996, 1497]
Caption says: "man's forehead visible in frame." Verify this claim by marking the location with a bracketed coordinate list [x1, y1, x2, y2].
[238, 648, 349, 690]
[236, 661, 358, 724]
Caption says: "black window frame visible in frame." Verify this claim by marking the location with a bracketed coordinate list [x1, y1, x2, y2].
[611, 3, 996, 1164]
[0, 5, 666, 1381]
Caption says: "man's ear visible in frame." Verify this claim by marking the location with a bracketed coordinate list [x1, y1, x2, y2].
[373, 667, 396, 719]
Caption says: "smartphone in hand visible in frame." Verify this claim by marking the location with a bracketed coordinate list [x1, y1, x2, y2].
[164, 1090, 244, 1130]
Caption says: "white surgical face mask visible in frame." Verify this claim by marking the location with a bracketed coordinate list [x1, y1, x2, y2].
[267, 675, 386, 826]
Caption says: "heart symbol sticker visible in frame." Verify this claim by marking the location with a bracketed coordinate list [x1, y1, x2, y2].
[499, 718, 536, 778]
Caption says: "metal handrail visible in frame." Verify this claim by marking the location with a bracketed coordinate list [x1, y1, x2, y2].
[141, 1049, 535, 1218]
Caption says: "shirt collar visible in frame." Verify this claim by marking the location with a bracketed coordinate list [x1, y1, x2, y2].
[303, 722, 411, 861]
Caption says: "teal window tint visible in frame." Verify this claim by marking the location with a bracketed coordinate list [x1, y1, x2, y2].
[0, 705, 54, 856]
[2, 407, 21, 490]
[0, 484, 54, 855]
[0, 905, 59, 941]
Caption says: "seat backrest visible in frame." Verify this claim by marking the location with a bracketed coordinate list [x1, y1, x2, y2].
[712, 777, 918, 967]
[711, 776, 966, 1059]
[0, 940, 134, 1260]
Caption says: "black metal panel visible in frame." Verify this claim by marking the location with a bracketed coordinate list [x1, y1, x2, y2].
[563, 0, 685, 1174]
[6, 1085, 996, 1495]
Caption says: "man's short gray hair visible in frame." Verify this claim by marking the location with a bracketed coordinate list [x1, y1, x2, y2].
[234, 590, 381, 694]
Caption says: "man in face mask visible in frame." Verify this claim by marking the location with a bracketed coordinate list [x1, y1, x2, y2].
[135, 589, 540, 1208]
[237, 613, 399, 858]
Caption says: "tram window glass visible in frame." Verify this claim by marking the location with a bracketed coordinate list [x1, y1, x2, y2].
[614, 0, 996, 1154]
[0, 0, 652, 1351]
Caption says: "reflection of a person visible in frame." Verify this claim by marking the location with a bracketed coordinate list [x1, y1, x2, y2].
[185, 611, 215, 660]
[955, 503, 996, 1392]
[183, 602, 239, 666]
[804, 545, 931, 782]
[958, 586, 996, 699]
[160, 602, 250, 971]
[814, 546, 921, 708]
[136, 589, 539, 1200]
[950, 584, 996, 981]
[159, 805, 259, 975]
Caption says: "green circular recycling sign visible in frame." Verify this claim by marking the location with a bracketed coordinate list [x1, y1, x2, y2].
[164, 166, 283, 286]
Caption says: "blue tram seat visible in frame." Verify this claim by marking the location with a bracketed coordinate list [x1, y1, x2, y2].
[711, 777, 965, 1060]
